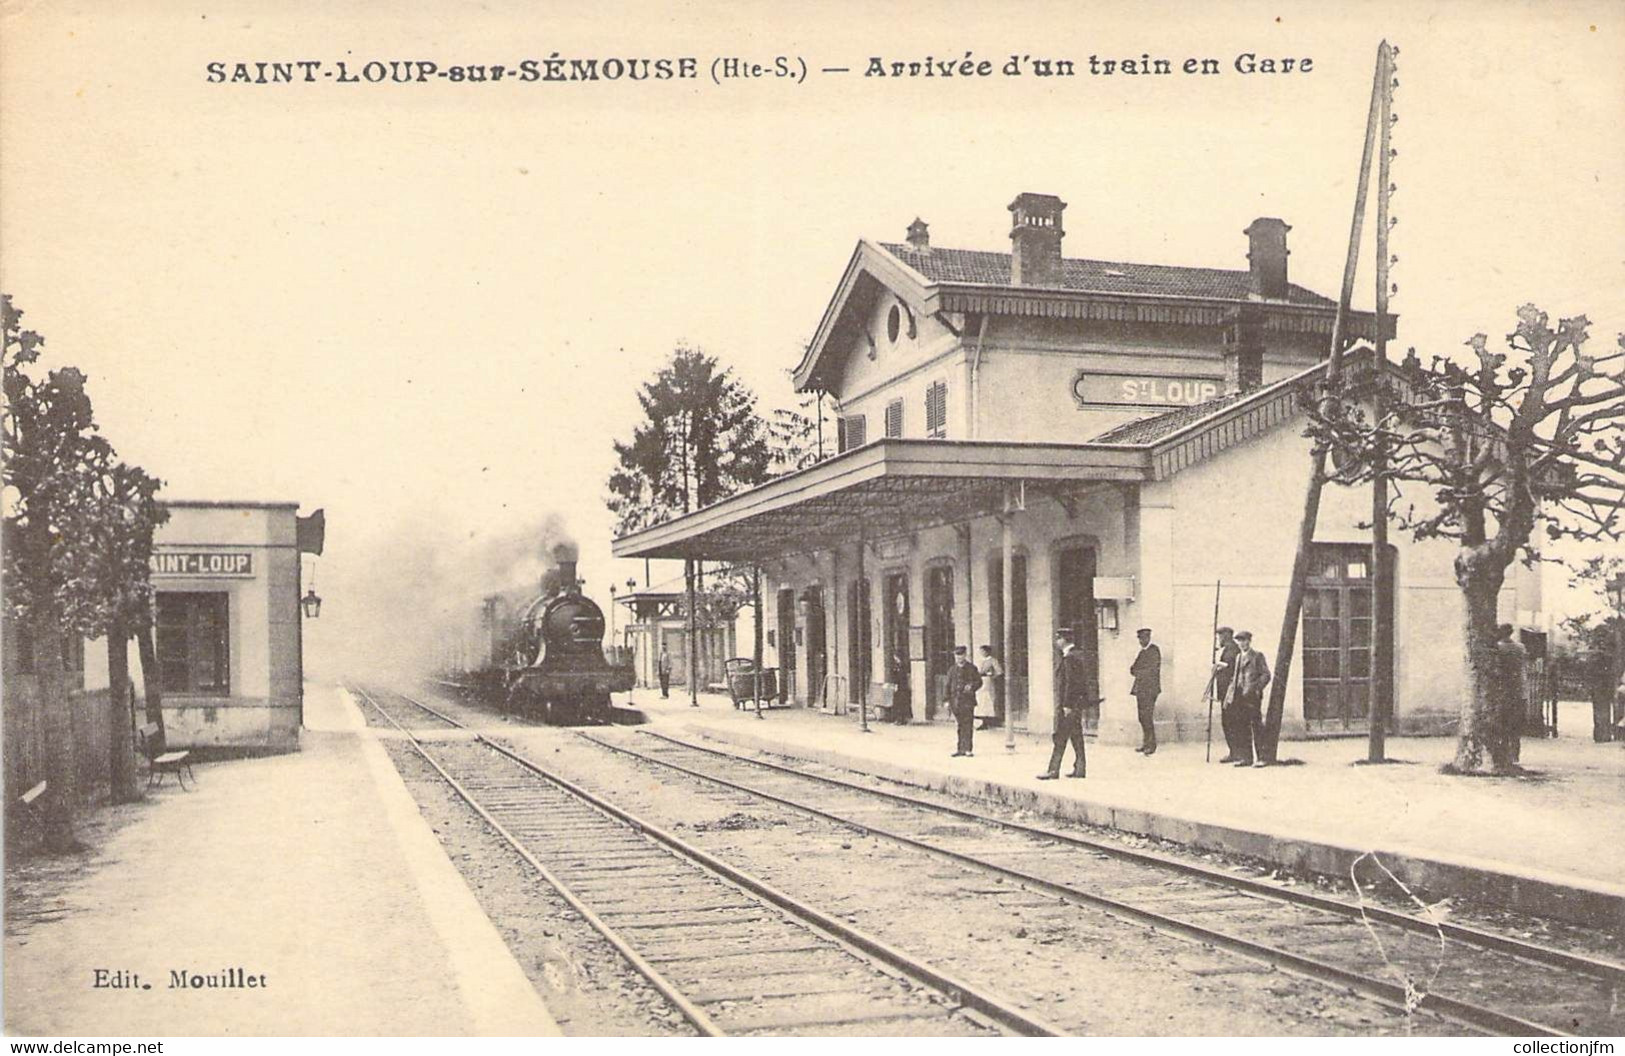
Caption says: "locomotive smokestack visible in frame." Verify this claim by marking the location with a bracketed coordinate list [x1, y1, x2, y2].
[549, 541, 580, 595]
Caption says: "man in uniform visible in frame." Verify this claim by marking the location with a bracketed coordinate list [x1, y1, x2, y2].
[946, 645, 983, 757]
[1212, 627, 1243, 761]
[1039, 630, 1090, 779]
[1130, 627, 1162, 755]
[657, 646, 673, 699]
[1225, 630, 1271, 767]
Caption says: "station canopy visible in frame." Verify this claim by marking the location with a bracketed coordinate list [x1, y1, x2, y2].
[611, 439, 1149, 564]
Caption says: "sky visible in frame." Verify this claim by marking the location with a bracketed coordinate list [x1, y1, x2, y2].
[3, 0, 1621, 675]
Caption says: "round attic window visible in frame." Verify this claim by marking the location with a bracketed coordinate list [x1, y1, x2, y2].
[886, 305, 902, 343]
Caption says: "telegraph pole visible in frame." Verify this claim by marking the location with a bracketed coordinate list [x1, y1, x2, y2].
[1260, 42, 1389, 763]
[1369, 42, 1398, 762]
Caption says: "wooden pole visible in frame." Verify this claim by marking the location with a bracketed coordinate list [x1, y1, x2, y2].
[1369, 41, 1396, 763]
[857, 534, 870, 733]
[1260, 42, 1387, 764]
[685, 557, 699, 707]
[1002, 505, 1017, 752]
[753, 564, 764, 719]
[1205, 581, 1222, 763]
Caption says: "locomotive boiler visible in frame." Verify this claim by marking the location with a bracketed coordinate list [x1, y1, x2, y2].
[498, 553, 634, 724]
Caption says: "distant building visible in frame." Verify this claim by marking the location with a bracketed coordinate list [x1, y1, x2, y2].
[615, 193, 1545, 743]
[619, 590, 737, 694]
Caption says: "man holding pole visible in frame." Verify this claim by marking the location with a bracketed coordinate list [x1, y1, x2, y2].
[1213, 627, 1242, 762]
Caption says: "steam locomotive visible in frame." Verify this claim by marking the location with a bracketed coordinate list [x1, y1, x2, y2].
[447, 551, 634, 724]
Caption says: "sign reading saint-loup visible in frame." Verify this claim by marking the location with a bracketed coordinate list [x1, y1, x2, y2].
[1072, 371, 1223, 407]
[149, 551, 254, 577]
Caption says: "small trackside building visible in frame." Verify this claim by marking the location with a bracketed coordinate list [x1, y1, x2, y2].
[142, 500, 324, 751]
[613, 194, 1544, 744]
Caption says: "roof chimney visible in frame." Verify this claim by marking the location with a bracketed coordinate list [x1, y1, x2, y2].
[1008, 192, 1066, 287]
[906, 217, 930, 251]
[1244, 217, 1291, 299]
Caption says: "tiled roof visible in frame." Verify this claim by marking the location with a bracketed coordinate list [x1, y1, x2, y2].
[1089, 391, 1260, 444]
[877, 242, 1336, 308]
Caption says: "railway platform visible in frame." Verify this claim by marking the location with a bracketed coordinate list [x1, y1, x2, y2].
[4, 682, 559, 1037]
[623, 690, 1625, 929]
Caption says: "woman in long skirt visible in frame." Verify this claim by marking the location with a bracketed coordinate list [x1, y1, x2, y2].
[975, 645, 1003, 729]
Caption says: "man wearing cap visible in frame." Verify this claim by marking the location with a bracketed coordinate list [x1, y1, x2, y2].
[1224, 630, 1272, 766]
[1213, 627, 1243, 762]
[945, 645, 983, 757]
[1040, 631, 1090, 779]
[1130, 627, 1162, 754]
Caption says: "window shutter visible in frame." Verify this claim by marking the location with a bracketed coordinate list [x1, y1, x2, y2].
[837, 416, 848, 453]
[884, 399, 903, 438]
[838, 414, 866, 452]
[926, 381, 948, 437]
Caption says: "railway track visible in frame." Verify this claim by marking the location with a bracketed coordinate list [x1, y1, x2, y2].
[345, 683, 1055, 1037]
[570, 726, 1624, 1038]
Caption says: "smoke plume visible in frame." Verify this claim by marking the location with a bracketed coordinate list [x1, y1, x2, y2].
[307, 512, 578, 681]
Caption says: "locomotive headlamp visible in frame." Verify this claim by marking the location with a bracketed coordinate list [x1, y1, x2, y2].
[301, 588, 323, 619]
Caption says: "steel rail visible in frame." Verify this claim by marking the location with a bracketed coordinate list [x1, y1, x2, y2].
[345, 684, 724, 1037]
[473, 735, 1064, 1037]
[632, 728, 1625, 985]
[584, 730, 1572, 1038]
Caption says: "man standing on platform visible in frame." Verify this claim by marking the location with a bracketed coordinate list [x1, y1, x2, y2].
[1131, 627, 1162, 755]
[1039, 631, 1090, 779]
[657, 645, 673, 699]
[1213, 627, 1242, 762]
[946, 645, 982, 757]
[1225, 630, 1271, 767]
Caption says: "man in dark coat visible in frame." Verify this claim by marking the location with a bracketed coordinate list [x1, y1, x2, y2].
[1225, 630, 1271, 766]
[946, 645, 982, 757]
[1039, 631, 1090, 779]
[1130, 627, 1162, 755]
[1212, 626, 1243, 761]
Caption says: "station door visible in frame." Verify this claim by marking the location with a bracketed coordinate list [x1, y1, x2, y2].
[776, 588, 797, 703]
[1302, 543, 1394, 732]
[1053, 546, 1100, 730]
[924, 565, 955, 721]
[847, 578, 871, 706]
[882, 572, 912, 720]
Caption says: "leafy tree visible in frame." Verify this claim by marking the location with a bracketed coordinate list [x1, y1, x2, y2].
[4, 296, 112, 849]
[608, 345, 773, 534]
[62, 460, 167, 802]
[767, 384, 833, 476]
[3, 295, 168, 836]
[1309, 307, 1624, 774]
[1558, 555, 1625, 739]
[608, 346, 776, 694]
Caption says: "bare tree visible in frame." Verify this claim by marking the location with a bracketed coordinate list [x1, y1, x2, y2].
[1308, 306, 1624, 774]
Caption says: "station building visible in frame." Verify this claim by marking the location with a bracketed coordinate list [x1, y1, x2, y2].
[613, 193, 1543, 744]
[617, 589, 738, 693]
[133, 500, 324, 751]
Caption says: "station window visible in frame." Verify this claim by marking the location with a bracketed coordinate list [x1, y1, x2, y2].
[156, 592, 230, 696]
[838, 414, 867, 453]
[925, 381, 948, 438]
[884, 399, 904, 438]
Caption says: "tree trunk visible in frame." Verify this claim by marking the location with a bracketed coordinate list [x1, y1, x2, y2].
[107, 623, 140, 803]
[1451, 564, 1519, 774]
[135, 622, 164, 726]
[32, 611, 81, 853]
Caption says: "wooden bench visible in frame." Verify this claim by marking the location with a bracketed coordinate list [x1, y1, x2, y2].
[138, 722, 195, 790]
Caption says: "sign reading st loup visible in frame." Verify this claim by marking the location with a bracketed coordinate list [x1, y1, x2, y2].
[1072, 371, 1222, 407]
[149, 551, 254, 577]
